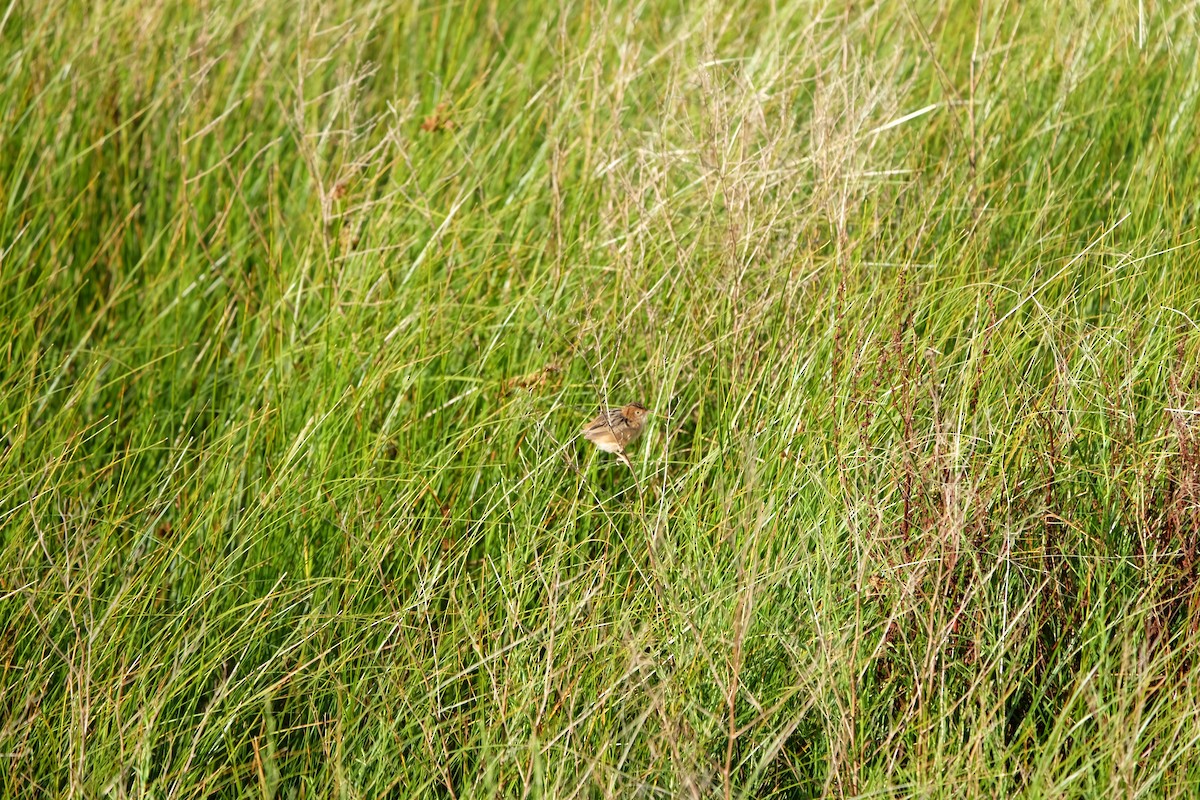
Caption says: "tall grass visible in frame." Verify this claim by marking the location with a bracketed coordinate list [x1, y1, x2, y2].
[3, 0, 1200, 796]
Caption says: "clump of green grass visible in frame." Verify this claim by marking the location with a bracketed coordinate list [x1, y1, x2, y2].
[3, 0, 1200, 797]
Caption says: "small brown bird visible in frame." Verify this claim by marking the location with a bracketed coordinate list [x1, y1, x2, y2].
[582, 402, 648, 472]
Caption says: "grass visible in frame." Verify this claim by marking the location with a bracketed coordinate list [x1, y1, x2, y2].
[3, 0, 1200, 796]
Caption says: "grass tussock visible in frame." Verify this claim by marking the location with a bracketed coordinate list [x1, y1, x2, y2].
[3, 0, 1200, 797]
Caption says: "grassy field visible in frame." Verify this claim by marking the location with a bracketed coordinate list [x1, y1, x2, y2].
[3, 0, 1200, 796]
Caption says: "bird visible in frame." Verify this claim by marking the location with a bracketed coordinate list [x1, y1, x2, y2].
[581, 401, 648, 473]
